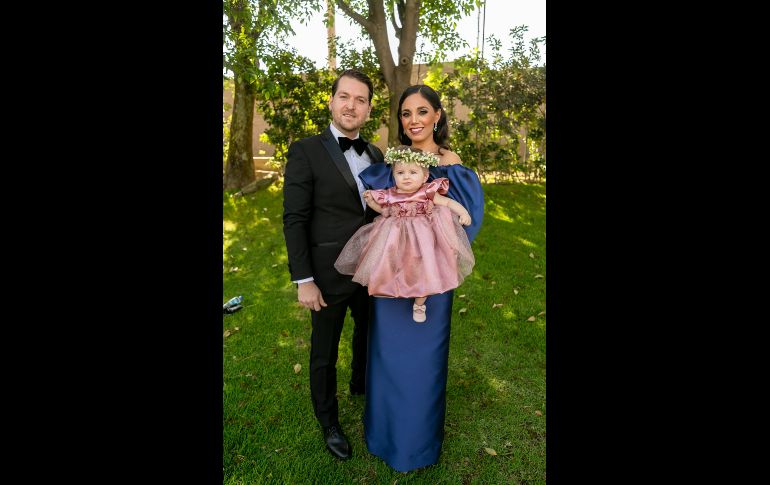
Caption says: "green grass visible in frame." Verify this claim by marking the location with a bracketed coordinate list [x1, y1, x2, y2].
[223, 180, 546, 484]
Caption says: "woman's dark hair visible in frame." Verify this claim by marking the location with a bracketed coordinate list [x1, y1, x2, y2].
[396, 84, 450, 153]
[331, 69, 374, 102]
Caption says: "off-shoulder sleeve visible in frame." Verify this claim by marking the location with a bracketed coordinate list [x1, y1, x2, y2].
[358, 163, 394, 190]
[428, 165, 484, 242]
[423, 177, 449, 200]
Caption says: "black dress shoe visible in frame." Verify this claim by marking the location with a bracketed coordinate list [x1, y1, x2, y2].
[349, 382, 365, 396]
[323, 424, 352, 460]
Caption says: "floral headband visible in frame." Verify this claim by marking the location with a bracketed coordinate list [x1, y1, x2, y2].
[384, 146, 440, 168]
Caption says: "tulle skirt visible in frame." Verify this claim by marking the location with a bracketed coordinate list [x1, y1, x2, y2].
[334, 206, 474, 298]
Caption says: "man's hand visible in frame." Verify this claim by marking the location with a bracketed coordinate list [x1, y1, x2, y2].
[297, 281, 327, 311]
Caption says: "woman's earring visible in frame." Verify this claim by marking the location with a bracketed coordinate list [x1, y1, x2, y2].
[433, 122, 438, 132]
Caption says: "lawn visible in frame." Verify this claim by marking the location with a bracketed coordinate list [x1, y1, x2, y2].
[223, 179, 546, 484]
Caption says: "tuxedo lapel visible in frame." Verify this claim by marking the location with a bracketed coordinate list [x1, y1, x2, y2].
[320, 128, 360, 198]
[364, 140, 384, 164]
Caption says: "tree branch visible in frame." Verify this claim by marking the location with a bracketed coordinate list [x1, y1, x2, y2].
[335, 0, 374, 31]
[396, 0, 418, 65]
[396, 0, 406, 29]
[390, 2, 402, 39]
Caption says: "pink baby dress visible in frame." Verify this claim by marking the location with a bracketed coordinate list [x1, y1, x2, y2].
[334, 177, 475, 298]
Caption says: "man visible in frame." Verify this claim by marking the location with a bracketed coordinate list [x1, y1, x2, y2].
[282, 69, 384, 461]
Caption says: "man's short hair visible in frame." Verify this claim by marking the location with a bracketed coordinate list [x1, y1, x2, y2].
[331, 69, 374, 102]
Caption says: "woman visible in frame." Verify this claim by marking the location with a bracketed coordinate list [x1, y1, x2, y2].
[357, 84, 484, 472]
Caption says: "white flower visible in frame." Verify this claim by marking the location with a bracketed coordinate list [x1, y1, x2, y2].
[384, 146, 440, 167]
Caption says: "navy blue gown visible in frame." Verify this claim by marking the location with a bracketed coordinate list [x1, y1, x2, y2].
[358, 163, 484, 472]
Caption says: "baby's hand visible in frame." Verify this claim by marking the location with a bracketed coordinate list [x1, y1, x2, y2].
[458, 213, 472, 226]
[363, 190, 372, 200]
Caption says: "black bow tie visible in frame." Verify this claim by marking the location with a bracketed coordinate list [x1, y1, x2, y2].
[338, 136, 368, 156]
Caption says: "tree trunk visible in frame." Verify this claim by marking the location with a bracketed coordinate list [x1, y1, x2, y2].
[224, 76, 256, 190]
[336, 0, 419, 147]
[327, 0, 336, 70]
[388, 0, 420, 147]
[387, 65, 414, 146]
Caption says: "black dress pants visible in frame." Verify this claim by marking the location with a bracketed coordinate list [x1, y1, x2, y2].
[309, 285, 369, 427]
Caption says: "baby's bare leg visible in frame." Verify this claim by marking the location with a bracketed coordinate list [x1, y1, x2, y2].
[413, 296, 427, 323]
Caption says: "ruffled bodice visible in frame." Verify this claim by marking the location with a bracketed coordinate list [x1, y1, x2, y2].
[369, 178, 449, 219]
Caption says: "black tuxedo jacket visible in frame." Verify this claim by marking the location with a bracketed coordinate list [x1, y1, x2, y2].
[283, 126, 385, 297]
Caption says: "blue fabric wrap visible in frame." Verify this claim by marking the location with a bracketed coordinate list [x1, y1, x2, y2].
[356, 162, 484, 472]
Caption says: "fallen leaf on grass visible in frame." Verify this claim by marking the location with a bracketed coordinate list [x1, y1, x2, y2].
[281, 330, 289, 337]
[492, 303, 503, 308]
[458, 294, 466, 298]
[491, 281, 496, 285]
[534, 274, 544, 279]
[529, 252, 535, 258]
[538, 311, 546, 316]
[535, 410, 543, 416]
[271, 264, 278, 268]
[458, 308, 467, 314]
[242, 247, 248, 251]
[229, 267, 239, 272]
[223, 327, 241, 338]
[513, 289, 519, 295]
[484, 447, 498, 456]
[293, 363, 302, 374]
[527, 316, 537, 322]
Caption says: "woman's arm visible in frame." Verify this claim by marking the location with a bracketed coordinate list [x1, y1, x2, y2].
[433, 192, 472, 226]
[363, 190, 384, 213]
